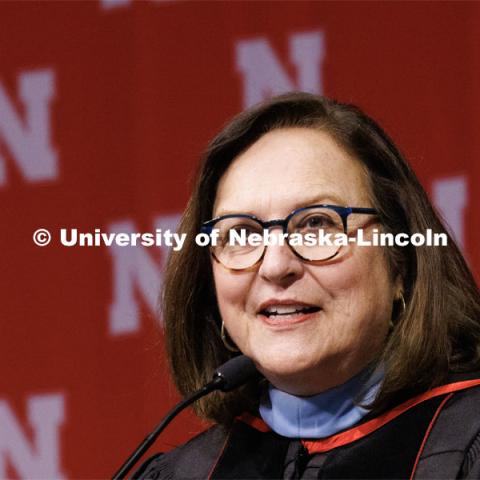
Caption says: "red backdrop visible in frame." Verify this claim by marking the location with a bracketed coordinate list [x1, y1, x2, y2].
[1, 1, 479, 478]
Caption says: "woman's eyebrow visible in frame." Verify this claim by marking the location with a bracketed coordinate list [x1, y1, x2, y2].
[213, 194, 351, 218]
[290, 194, 349, 209]
[213, 208, 258, 218]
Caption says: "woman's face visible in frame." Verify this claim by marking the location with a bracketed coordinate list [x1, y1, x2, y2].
[212, 128, 400, 395]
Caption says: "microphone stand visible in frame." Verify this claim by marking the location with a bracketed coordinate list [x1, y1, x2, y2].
[112, 378, 222, 480]
[112, 355, 258, 480]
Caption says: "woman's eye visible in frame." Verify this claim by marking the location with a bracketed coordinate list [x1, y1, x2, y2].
[221, 224, 260, 243]
[302, 215, 333, 229]
[231, 225, 259, 236]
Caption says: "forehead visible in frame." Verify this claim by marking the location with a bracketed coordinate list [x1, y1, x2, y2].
[213, 128, 372, 217]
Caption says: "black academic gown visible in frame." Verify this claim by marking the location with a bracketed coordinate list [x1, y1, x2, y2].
[134, 375, 480, 479]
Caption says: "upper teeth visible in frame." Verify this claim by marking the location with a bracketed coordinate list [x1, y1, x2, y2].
[264, 305, 310, 315]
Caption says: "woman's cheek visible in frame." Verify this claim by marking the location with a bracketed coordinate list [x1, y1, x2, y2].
[212, 265, 252, 330]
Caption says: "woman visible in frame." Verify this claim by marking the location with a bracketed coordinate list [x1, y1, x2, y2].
[136, 92, 480, 479]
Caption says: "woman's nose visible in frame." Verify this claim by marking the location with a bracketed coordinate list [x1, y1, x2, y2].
[257, 235, 304, 286]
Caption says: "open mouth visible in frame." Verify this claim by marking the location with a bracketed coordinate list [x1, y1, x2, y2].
[260, 305, 321, 318]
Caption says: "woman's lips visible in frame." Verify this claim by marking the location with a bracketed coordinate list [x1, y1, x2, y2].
[257, 303, 322, 327]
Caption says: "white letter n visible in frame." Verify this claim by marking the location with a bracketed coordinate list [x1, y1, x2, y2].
[235, 31, 326, 108]
[0, 69, 58, 186]
[0, 394, 66, 479]
[107, 214, 180, 335]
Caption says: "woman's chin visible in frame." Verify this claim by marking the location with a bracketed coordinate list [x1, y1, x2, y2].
[250, 351, 321, 385]
[244, 343, 349, 394]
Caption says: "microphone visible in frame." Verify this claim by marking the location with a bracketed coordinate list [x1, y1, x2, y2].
[212, 354, 259, 391]
[112, 355, 258, 480]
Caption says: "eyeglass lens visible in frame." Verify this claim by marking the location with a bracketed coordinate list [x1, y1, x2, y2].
[211, 207, 345, 270]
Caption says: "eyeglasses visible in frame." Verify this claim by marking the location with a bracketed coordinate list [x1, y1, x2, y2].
[201, 204, 378, 271]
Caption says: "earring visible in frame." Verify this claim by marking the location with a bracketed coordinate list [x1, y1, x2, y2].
[221, 321, 239, 352]
[390, 293, 406, 330]
[399, 293, 406, 315]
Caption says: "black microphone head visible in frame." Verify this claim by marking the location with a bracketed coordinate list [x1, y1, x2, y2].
[213, 355, 259, 392]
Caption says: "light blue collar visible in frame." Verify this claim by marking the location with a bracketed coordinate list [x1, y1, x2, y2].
[259, 366, 383, 439]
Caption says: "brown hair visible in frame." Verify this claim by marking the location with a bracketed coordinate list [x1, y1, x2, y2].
[162, 92, 480, 424]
